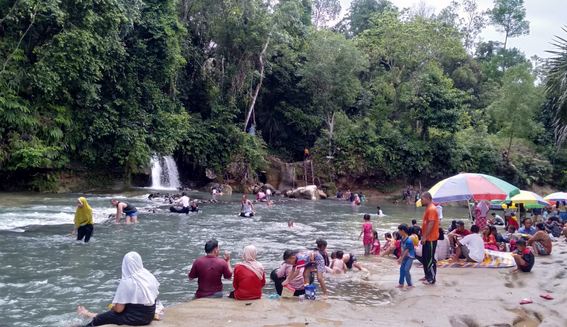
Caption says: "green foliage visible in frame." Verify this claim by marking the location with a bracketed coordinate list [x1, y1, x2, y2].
[488, 0, 529, 49]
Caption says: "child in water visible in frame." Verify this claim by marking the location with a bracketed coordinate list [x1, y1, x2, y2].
[382, 232, 393, 254]
[328, 252, 347, 274]
[371, 231, 381, 255]
[359, 214, 373, 255]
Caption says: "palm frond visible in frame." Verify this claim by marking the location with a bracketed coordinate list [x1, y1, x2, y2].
[544, 26, 567, 146]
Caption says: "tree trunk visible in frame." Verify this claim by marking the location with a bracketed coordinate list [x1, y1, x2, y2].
[243, 38, 270, 132]
[326, 112, 336, 158]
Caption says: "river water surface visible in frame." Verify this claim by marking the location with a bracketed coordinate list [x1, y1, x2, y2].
[0, 191, 469, 327]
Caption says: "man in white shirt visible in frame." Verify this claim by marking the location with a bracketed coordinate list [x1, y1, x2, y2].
[451, 225, 484, 263]
[170, 192, 190, 214]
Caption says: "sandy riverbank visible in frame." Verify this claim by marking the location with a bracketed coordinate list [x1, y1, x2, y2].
[103, 241, 567, 327]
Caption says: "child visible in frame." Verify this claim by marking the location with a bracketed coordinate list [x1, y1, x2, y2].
[370, 231, 381, 255]
[512, 239, 535, 272]
[382, 232, 393, 254]
[359, 214, 373, 255]
[483, 226, 499, 251]
[329, 251, 347, 274]
[396, 224, 415, 288]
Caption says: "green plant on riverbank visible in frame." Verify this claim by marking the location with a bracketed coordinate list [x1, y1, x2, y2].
[1, 0, 567, 191]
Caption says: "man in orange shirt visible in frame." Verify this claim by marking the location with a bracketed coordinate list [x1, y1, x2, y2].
[420, 192, 439, 285]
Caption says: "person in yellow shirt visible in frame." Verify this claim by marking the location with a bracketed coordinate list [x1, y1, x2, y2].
[73, 197, 94, 243]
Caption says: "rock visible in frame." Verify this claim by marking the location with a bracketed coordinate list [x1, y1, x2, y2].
[262, 183, 276, 193]
[286, 185, 320, 201]
[317, 189, 328, 199]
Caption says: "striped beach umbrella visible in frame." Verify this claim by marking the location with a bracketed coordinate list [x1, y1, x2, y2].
[423, 173, 520, 204]
[543, 192, 567, 203]
[510, 190, 549, 208]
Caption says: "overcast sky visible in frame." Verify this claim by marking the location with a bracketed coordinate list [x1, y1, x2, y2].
[338, 0, 567, 58]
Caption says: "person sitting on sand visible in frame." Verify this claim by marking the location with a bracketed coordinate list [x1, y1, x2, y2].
[188, 239, 232, 298]
[448, 220, 470, 252]
[448, 220, 458, 233]
[240, 195, 255, 217]
[77, 252, 159, 326]
[482, 226, 499, 251]
[490, 212, 505, 226]
[328, 251, 347, 274]
[73, 197, 94, 243]
[544, 217, 563, 237]
[518, 218, 537, 236]
[370, 231, 381, 255]
[170, 192, 190, 214]
[527, 223, 552, 256]
[507, 212, 520, 230]
[396, 224, 415, 289]
[271, 250, 306, 297]
[230, 245, 265, 300]
[111, 199, 138, 224]
[512, 240, 535, 272]
[451, 225, 485, 263]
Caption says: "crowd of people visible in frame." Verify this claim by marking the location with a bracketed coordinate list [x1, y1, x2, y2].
[71, 190, 567, 326]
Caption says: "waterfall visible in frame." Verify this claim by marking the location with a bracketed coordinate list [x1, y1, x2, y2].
[150, 155, 181, 190]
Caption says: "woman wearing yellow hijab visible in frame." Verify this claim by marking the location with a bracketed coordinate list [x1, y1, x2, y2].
[73, 197, 94, 243]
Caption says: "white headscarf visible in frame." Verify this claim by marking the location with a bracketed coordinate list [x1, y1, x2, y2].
[112, 252, 159, 305]
[235, 245, 265, 280]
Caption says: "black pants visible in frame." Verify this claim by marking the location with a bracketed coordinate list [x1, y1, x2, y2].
[422, 241, 437, 283]
[85, 303, 155, 326]
[77, 224, 93, 243]
[270, 269, 305, 297]
[170, 206, 189, 214]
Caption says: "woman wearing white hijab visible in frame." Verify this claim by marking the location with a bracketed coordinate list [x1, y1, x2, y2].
[230, 245, 265, 300]
[77, 252, 159, 326]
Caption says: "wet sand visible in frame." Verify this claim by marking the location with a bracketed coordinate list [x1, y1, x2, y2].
[104, 241, 567, 327]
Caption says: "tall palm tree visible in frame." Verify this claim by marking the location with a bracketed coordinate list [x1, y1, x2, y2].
[546, 27, 567, 145]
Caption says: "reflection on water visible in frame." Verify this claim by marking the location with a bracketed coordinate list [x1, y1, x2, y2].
[0, 192, 469, 327]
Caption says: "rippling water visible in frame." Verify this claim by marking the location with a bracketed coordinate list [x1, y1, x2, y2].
[0, 191, 469, 327]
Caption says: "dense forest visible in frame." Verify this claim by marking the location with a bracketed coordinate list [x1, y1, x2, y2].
[1, 0, 567, 192]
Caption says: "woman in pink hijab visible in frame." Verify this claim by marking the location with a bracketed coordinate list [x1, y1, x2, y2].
[230, 245, 265, 300]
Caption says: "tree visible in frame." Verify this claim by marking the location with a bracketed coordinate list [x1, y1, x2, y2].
[488, 64, 543, 154]
[299, 30, 368, 157]
[311, 0, 341, 29]
[437, 0, 486, 54]
[488, 0, 529, 50]
[337, 0, 395, 37]
[545, 27, 567, 146]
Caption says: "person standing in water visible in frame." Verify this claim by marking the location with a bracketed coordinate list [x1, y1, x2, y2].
[240, 195, 255, 217]
[73, 197, 94, 243]
[111, 199, 138, 224]
[420, 192, 439, 285]
[359, 214, 373, 255]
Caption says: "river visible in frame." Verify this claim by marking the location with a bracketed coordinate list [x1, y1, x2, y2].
[0, 191, 469, 327]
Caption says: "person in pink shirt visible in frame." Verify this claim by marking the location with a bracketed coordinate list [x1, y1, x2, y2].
[370, 230, 381, 255]
[270, 250, 306, 297]
[188, 239, 232, 298]
[358, 214, 373, 255]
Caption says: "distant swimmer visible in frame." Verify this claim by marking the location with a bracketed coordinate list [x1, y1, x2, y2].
[240, 195, 255, 217]
[377, 206, 385, 217]
[111, 199, 138, 224]
[73, 197, 94, 243]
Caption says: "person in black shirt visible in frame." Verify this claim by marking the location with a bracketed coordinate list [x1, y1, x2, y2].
[512, 240, 534, 272]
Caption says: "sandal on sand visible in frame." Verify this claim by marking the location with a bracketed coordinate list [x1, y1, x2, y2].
[519, 298, 533, 305]
[540, 294, 554, 300]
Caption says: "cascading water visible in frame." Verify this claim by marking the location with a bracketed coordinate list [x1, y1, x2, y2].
[150, 155, 181, 189]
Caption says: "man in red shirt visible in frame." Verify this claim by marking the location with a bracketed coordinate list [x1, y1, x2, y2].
[420, 192, 439, 285]
[188, 239, 232, 298]
[448, 220, 470, 251]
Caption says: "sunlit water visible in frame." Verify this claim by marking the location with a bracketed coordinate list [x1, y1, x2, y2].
[0, 192, 469, 327]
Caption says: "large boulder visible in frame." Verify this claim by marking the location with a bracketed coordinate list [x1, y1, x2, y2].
[317, 189, 328, 199]
[286, 185, 320, 200]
